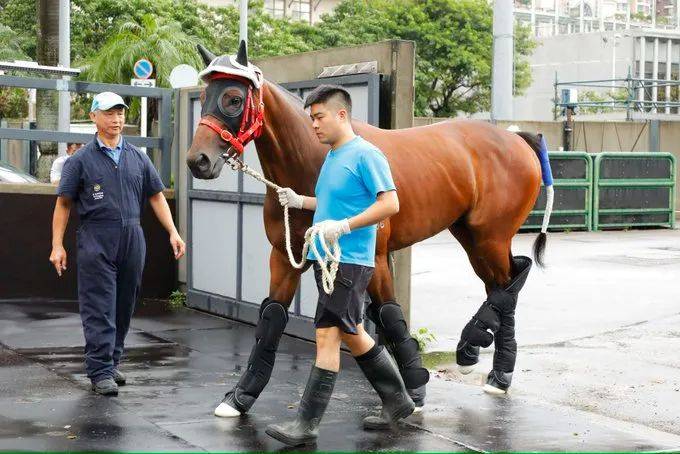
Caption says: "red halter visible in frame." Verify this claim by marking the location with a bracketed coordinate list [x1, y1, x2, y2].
[199, 73, 264, 155]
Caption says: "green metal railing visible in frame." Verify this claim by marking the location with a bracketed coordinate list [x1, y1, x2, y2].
[592, 152, 676, 230]
[521, 151, 593, 232]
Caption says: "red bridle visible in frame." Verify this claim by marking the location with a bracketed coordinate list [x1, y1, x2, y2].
[199, 73, 264, 155]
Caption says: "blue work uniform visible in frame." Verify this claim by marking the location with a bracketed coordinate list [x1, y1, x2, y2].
[57, 135, 164, 383]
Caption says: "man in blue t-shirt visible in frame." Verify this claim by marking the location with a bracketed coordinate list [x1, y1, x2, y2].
[265, 85, 414, 446]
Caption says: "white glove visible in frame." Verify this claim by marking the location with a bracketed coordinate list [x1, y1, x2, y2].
[316, 219, 351, 243]
[277, 187, 304, 209]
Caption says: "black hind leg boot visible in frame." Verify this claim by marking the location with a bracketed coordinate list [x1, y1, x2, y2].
[456, 256, 532, 390]
[367, 301, 430, 407]
[485, 256, 532, 393]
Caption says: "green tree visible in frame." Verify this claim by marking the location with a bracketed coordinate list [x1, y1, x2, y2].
[81, 13, 202, 88]
[0, 24, 29, 120]
[310, 0, 536, 117]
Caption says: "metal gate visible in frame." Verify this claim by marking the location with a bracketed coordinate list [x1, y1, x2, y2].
[185, 73, 382, 340]
[0, 75, 173, 184]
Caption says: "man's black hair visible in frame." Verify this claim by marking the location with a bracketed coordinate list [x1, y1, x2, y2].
[304, 84, 352, 116]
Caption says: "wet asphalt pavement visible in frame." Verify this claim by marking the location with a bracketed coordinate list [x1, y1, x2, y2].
[2, 298, 680, 451]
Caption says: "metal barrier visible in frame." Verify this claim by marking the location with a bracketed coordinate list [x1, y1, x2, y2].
[0, 75, 173, 185]
[592, 152, 676, 230]
[522, 151, 593, 232]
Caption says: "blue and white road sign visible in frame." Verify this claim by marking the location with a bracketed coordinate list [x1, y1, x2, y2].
[133, 59, 153, 79]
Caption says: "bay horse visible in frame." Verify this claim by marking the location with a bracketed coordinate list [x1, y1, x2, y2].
[187, 41, 552, 416]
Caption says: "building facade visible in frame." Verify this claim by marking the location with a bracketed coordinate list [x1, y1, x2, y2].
[196, 0, 342, 24]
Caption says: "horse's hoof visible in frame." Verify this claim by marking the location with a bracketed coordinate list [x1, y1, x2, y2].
[412, 405, 424, 414]
[458, 364, 476, 375]
[482, 383, 507, 395]
[214, 402, 241, 417]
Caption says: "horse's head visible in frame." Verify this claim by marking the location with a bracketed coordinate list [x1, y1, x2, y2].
[187, 41, 265, 179]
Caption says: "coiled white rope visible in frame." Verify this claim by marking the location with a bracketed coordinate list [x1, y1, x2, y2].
[224, 154, 341, 294]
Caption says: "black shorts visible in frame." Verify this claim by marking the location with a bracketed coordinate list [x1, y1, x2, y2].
[313, 262, 374, 335]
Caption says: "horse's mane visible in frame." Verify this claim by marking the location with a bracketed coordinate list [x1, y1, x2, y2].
[269, 81, 305, 106]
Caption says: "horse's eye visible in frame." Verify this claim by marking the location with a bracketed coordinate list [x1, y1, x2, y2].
[219, 92, 245, 117]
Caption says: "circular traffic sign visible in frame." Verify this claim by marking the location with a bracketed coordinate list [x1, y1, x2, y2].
[133, 59, 153, 79]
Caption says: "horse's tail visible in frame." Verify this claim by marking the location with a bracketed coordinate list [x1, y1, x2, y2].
[516, 131, 554, 268]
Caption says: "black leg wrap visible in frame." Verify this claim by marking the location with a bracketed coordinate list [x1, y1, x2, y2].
[457, 256, 532, 375]
[223, 298, 288, 413]
[486, 257, 531, 390]
[367, 302, 429, 406]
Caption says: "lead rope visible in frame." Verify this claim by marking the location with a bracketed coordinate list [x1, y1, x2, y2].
[223, 153, 340, 294]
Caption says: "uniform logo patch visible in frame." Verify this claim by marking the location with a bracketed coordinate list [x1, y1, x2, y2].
[92, 184, 104, 200]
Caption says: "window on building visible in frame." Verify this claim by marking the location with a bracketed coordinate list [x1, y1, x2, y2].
[290, 0, 312, 22]
[265, 0, 285, 18]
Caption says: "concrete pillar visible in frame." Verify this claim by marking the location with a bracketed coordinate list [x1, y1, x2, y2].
[57, 0, 70, 158]
[652, 37, 659, 112]
[666, 39, 672, 113]
[554, 0, 559, 35]
[491, 0, 514, 121]
[599, 0, 605, 30]
[580, 0, 585, 32]
[239, 0, 248, 43]
[639, 36, 646, 103]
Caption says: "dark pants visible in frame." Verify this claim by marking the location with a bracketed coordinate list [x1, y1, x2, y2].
[77, 220, 145, 383]
[313, 262, 374, 335]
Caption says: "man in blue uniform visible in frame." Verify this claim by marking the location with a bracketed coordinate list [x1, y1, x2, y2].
[49, 92, 185, 396]
[264, 85, 414, 446]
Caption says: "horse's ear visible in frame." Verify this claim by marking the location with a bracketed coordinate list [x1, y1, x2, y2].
[197, 44, 217, 67]
[236, 40, 248, 67]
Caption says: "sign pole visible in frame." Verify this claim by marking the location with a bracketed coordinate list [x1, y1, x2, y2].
[132, 59, 154, 154]
[141, 96, 147, 153]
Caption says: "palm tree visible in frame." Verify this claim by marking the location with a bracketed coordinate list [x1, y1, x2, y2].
[35, 0, 60, 181]
[81, 13, 202, 126]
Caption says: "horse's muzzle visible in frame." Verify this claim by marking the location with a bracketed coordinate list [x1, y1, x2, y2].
[187, 152, 223, 179]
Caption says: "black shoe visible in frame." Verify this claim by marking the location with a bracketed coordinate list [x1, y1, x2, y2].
[92, 378, 118, 396]
[113, 369, 126, 386]
[265, 366, 337, 446]
[357, 346, 415, 430]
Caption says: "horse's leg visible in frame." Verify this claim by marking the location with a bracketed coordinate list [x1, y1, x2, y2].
[365, 253, 430, 411]
[215, 247, 301, 417]
[452, 223, 532, 394]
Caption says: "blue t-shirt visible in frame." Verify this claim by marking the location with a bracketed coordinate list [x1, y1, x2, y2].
[308, 136, 396, 267]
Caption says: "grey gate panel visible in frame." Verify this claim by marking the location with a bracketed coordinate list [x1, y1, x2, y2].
[186, 73, 382, 341]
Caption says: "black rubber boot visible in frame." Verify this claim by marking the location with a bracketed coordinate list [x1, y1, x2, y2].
[265, 366, 337, 446]
[216, 299, 288, 416]
[367, 302, 429, 407]
[357, 345, 415, 430]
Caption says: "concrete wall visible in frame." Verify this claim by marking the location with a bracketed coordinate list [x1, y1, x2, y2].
[513, 31, 637, 121]
[0, 184, 177, 299]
